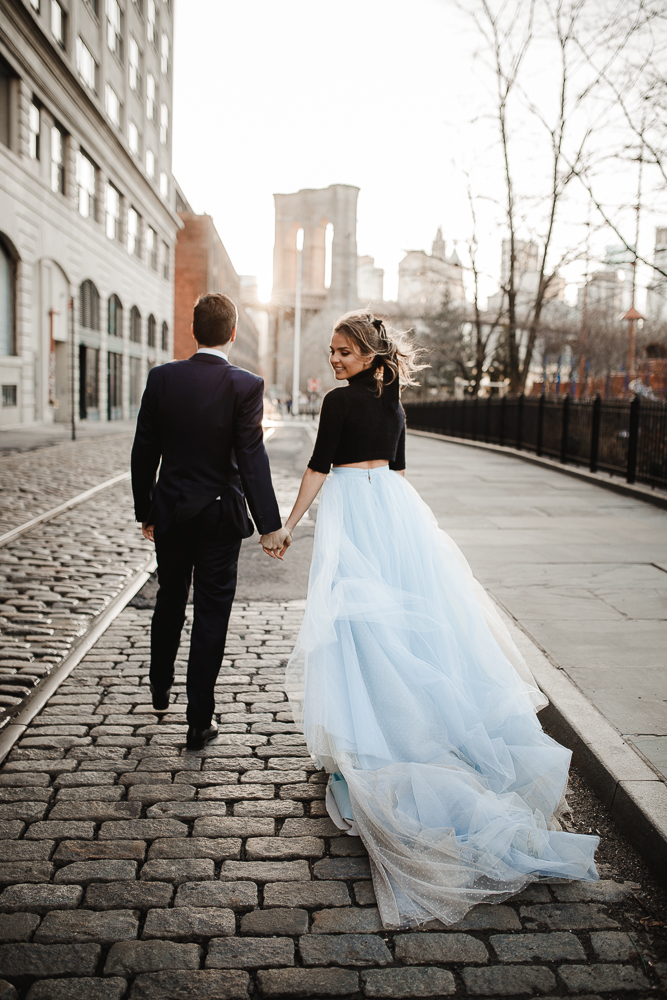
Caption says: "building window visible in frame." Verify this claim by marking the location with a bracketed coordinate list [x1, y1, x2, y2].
[160, 32, 169, 74]
[80, 279, 100, 330]
[147, 0, 156, 43]
[0, 241, 15, 356]
[129, 355, 141, 415]
[159, 171, 168, 199]
[28, 100, 40, 160]
[0, 57, 14, 149]
[161, 320, 168, 351]
[106, 0, 123, 59]
[50, 124, 65, 193]
[128, 121, 139, 155]
[146, 72, 155, 119]
[51, 1, 67, 48]
[161, 240, 169, 278]
[79, 344, 99, 420]
[130, 304, 141, 343]
[147, 313, 156, 347]
[159, 102, 168, 144]
[127, 206, 139, 255]
[29, 0, 40, 11]
[145, 148, 154, 177]
[108, 351, 122, 419]
[76, 149, 97, 218]
[2, 385, 17, 407]
[105, 182, 120, 240]
[108, 293, 123, 338]
[76, 37, 97, 92]
[105, 84, 121, 126]
[146, 226, 158, 269]
[128, 36, 141, 92]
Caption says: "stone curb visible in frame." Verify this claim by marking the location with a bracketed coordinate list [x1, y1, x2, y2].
[407, 429, 667, 510]
[0, 552, 157, 766]
[493, 597, 667, 889]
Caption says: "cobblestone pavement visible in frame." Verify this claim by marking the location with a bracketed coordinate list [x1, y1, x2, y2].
[0, 433, 135, 535]
[0, 479, 152, 717]
[0, 423, 665, 998]
[0, 600, 664, 999]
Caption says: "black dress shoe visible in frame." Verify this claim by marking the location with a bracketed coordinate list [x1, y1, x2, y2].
[150, 684, 171, 713]
[186, 723, 219, 750]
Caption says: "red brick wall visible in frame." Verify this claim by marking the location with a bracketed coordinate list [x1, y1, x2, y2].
[174, 213, 259, 371]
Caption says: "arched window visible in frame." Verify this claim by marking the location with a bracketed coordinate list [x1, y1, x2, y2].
[0, 238, 15, 356]
[147, 313, 156, 348]
[108, 294, 123, 338]
[80, 279, 100, 330]
[161, 320, 168, 352]
[130, 305, 141, 343]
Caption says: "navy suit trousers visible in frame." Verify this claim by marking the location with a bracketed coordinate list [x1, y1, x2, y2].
[151, 501, 242, 728]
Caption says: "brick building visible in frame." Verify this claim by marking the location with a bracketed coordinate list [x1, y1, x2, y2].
[0, 0, 179, 428]
[174, 184, 259, 373]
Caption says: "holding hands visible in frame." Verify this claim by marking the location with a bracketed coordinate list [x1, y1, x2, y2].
[260, 526, 292, 560]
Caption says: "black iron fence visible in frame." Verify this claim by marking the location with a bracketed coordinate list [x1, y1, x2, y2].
[403, 395, 667, 491]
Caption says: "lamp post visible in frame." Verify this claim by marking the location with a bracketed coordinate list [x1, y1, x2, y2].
[292, 227, 304, 417]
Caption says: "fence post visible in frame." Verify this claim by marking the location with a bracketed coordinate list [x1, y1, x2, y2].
[499, 395, 506, 447]
[472, 397, 477, 441]
[516, 393, 524, 450]
[560, 394, 570, 464]
[626, 395, 640, 484]
[590, 393, 601, 473]
[485, 395, 491, 443]
[536, 393, 545, 456]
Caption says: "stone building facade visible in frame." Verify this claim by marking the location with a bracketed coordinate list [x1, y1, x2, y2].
[270, 184, 359, 396]
[0, 0, 178, 428]
[173, 185, 259, 373]
[397, 228, 464, 316]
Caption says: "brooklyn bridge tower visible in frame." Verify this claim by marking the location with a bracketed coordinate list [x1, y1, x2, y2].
[270, 184, 359, 397]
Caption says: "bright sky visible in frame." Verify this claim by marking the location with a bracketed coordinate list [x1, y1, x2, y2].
[172, 0, 666, 308]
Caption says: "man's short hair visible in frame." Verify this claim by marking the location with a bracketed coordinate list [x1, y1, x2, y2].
[193, 293, 238, 347]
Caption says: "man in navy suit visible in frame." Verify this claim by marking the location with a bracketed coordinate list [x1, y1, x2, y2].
[131, 293, 285, 749]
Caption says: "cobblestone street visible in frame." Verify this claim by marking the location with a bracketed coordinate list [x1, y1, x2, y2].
[0, 424, 665, 999]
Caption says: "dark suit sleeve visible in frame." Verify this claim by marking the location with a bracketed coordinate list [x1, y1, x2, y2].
[131, 371, 162, 523]
[233, 377, 282, 535]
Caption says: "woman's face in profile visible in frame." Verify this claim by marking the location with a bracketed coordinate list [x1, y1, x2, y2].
[329, 333, 373, 381]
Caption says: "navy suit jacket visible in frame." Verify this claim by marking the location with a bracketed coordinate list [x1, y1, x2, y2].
[131, 353, 281, 537]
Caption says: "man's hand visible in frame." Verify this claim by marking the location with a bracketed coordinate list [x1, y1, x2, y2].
[260, 527, 292, 560]
[142, 522, 155, 542]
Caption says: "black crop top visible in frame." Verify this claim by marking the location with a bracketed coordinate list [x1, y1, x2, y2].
[307, 368, 406, 474]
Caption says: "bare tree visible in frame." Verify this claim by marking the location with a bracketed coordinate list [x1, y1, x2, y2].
[572, 0, 667, 279]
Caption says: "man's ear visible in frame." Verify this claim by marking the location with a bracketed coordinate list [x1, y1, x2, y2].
[230, 326, 237, 343]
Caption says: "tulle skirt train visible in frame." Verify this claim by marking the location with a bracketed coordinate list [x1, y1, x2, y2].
[285, 465, 598, 929]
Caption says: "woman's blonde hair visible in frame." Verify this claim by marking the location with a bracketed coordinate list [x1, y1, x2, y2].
[332, 311, 427, 393]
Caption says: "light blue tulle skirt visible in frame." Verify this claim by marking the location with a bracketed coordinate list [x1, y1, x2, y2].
[285, 465, 598, 929]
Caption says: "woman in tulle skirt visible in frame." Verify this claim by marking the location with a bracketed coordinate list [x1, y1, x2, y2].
[261, 310, 599, 930]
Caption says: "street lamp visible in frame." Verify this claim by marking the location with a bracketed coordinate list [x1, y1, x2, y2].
[292, 227, 304, 417]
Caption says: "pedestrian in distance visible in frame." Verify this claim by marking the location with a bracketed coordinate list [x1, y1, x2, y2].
[131, 292, 284, 750]
[261, 310, 599, 930]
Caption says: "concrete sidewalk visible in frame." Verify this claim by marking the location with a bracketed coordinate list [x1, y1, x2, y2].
[407, 433, 667, 863]
[407, 432, 667, 776]
[0, 420, 137, 455]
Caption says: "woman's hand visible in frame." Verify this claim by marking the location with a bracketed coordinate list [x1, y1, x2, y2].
[260, 527, 292, 560]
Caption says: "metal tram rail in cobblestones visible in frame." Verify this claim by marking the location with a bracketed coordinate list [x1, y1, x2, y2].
[403, 395, 667, 492]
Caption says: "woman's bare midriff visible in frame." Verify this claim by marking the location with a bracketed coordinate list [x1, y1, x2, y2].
[333, 460, 389, 469]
